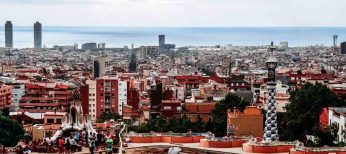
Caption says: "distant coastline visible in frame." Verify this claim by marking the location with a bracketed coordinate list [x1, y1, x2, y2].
[0, 26, 345, 48]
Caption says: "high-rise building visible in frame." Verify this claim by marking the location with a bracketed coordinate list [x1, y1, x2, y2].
[34, 22, 42, 48]
[98, 43, 106, 49]
[82, 42, 97, 50]
[118, 81, 127, 116]
[158, 34, 175, 54]
[341, 42, 346, 54]
[86, 80, 97, 120]
[93, 55, 113, 78]
[333, 35, 338, 47]
[95, 77, 120, 118]
[5, 21, 13, 48]
[159, 35, 165, 47]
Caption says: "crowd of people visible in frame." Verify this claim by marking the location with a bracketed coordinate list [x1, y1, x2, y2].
[10, 129, 121, 154]
[56, 130, 119, 154]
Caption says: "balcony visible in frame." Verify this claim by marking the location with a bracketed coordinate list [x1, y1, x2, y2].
[21, 96, 69, 101]
[19, 102, 68, 107]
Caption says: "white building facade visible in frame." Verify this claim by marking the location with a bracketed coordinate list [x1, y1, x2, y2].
[328, 107, 346, 142]
[86, 80, 97, 121]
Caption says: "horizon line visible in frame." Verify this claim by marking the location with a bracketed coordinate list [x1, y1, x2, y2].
[2, 25, 346, 28]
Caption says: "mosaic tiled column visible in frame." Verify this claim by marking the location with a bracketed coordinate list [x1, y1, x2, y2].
[263, 41, 279, 142]
[263, 81, 278, 142]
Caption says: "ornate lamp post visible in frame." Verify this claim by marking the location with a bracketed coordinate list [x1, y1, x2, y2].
[263, 41, 279, 142]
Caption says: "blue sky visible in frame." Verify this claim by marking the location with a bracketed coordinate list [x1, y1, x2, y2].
[0, 0, 345, 27]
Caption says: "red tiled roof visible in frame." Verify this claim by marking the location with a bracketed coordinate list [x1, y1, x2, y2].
[56, 84, 69, 89]
[26, 84, 42, 89]
[141, 106, 149, 111]
[320, 108, 329, 127]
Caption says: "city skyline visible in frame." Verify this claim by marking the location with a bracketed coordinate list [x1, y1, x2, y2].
[0, 0, 346, 27]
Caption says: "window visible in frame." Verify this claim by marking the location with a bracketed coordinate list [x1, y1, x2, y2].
[164, 106, 171, 110]
[56, 119, 62, 124]
[47, 119, 54, 124]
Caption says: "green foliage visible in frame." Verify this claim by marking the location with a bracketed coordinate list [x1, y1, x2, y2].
[0, 115, 25, 146]
[128, 93, 249, 136]
[96, 112, 120, 123]
[279, 83, 344, 145]
[129, 115, 208, 133]
[200, 67, 212, 76]
[1, 107, 10, 117]
[211, 93, 250, 137]
[315, 126, 337, 146]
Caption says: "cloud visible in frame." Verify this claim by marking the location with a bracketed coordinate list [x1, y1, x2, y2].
[0, 0, 345, 26]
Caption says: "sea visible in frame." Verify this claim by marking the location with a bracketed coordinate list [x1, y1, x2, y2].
[0, 26, 346, 48]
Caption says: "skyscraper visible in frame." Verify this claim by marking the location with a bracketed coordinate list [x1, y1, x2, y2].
[5, 21, 13, 48]
[159, 34, 165, 47]
[34, 22, 42, 48]
[333, 35, 338, 47]
[341, 42, 346, 54]
[93, 55, 112, 78]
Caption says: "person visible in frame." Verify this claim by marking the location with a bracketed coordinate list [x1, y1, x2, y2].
[64, 136, 71, 154]
[74, 131, 80, 144]
[40, 139, 49, 153]
[58, 136, 64, 154]
[17, 139, 25, 147]
[96, 131, 103, 150]
[17, 145, 23, 154]
[85, 131, 89, 146]
[22, 144, 31, 154]
[46, 137, 52, 153]
[105, 137, 113, 154]
[89, 136, 96, 154]
[66, 135, 77, 154]
[88, 132, 93, 144]
[23, 131, 31, 145]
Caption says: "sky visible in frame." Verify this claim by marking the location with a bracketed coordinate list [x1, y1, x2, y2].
[0, 0, 345, 27]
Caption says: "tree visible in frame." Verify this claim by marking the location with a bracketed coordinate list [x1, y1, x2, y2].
[96, 112, 120, 123]
[211, 93, 250, 137]
[0, 115, 25, 146]
[279, 83, 343, 143]
[1, 107, 10, 117]
[128, 115, 210, 133]
[315, 126, 337, 146]
[192, 115, 206, 132]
